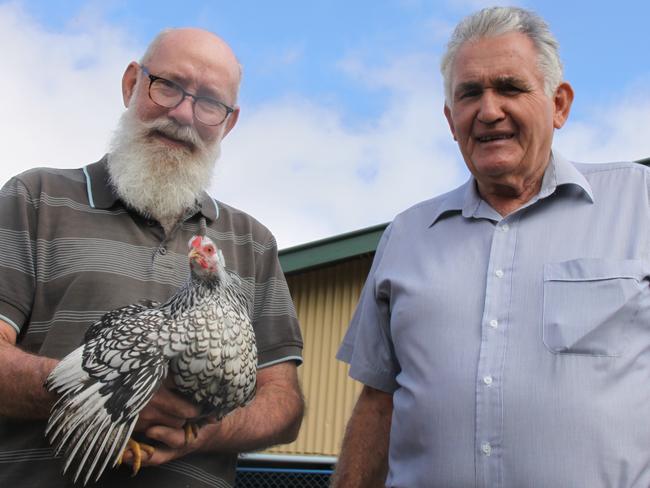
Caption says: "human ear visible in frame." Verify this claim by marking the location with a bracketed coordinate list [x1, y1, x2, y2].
[221, 107, 240, 139]
[444, 104, 457, 141]
[552, 82, 574, 129]
[121, 62, 140, 107]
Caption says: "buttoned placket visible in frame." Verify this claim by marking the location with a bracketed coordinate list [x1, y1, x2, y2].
[475, 216, 518, 488]
[150, 209, 200, 268]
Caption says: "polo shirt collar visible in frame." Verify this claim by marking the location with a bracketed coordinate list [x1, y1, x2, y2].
[82, 155, 219, 222]
[430, 150, 594, 226]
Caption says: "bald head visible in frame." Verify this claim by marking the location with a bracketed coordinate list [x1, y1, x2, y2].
[141, 28, 242, 102]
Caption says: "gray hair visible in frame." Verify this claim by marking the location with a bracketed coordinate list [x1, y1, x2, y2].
[440, 7, 563, 104]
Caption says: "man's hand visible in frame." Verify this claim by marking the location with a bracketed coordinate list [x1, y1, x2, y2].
[123, 420, 219, 466]
[120, 383, 205, 467]
[122, 361, 304, 468]
[134, 383, 201, 433]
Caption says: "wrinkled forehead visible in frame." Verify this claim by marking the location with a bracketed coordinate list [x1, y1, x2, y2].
[450, 33, 544, 89]
[144, 29, 241, 100]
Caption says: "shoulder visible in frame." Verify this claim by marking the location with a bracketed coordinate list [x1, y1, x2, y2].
[2, 166, 88, 210]
[574, 160, 650, 199]
[206, 200, 280, 278]
[574, 160, 649, 177]
[391, 184, 465, 233]
[213, 200, 276, 245]
[12, 166, 86, 191]
[372, 184, 466, 263]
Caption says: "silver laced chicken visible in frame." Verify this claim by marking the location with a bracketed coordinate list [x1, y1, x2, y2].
[44, 232, 257, 485]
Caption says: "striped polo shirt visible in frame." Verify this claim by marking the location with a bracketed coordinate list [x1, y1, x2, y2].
[0, 156, 303, 487]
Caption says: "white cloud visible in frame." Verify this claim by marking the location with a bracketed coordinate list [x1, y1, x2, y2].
[0, 2, 137, 184]
[3, 3, 648, 250]
[216, 52, 466, 247]
[554, 84, 650, 163]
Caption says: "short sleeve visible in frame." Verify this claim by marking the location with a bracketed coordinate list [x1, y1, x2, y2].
[252, 232, 303, 368]
[337, 224, 399, 393]
[0, 177, 37, 334]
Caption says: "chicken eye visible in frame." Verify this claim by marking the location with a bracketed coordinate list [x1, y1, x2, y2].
[204, 245, 215, 255]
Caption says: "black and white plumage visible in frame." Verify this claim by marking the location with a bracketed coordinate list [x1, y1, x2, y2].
[44, 233, 257, 485]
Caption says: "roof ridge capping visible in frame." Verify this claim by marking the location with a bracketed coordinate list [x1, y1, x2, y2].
[279, 223, 389, 274]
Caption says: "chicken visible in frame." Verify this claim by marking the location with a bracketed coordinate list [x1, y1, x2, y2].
[44, 230, 257, 485]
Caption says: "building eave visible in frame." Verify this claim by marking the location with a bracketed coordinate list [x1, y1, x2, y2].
[279, 222, 388, 274]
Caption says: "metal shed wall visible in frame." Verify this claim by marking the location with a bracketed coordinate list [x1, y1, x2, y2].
[266, 254, 372, 456]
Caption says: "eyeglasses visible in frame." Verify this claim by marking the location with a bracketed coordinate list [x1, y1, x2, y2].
[140, 66, 234, 126]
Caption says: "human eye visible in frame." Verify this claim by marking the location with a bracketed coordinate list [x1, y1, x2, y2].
[197, 97, 230, 119]
[153, 77, 181, 97]
[455, 83, 483, 101]
[496, 79, 529, 96]
[461, 89, 481, 99]
[197, 97, 223, 112]
[502, 85, 522, 94]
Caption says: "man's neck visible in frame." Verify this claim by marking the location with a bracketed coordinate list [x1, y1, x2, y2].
[477, 177, 544, 217]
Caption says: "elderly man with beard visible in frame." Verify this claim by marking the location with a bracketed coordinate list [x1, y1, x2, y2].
[0, 28, 304, 488]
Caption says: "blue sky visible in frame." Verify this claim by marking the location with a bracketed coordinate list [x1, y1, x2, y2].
[2, 0, 650, 247]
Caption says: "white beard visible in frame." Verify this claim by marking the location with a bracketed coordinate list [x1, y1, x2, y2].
[107, 105, 221, 225]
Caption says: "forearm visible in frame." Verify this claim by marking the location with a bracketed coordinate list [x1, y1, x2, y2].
[132, 362, 304, 467]
[0, 326, 59, 418]
[199, 362, 304, 453]
[331, 385, 393, 488]
[204, 384, 302, 452]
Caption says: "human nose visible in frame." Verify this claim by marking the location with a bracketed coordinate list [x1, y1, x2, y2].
[476, 90, 504, 124]
[166, 95, 195, 126]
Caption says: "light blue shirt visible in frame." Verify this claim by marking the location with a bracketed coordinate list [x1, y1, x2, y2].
[338, 152, 650, 487]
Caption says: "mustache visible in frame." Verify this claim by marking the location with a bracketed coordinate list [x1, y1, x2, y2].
[142, 119, 204, 150]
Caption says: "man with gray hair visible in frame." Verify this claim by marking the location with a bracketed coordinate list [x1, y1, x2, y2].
[334, 6, 650, 487]
[0, 28, 304, 487]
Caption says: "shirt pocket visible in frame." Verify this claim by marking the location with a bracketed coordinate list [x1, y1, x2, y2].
[542, 258, 648, 356]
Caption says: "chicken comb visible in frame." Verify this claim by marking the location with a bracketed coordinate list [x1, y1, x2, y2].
[190, 236, 203, 249]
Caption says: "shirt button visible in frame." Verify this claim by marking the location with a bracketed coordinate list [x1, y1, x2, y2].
[500, 223, 510, 232]
[483, 375, 493, 386]
[159, 247, 167, 255]
[489, 319, 498, 329]
[495, 269, 504, 278]
[481, 442, 492, 456]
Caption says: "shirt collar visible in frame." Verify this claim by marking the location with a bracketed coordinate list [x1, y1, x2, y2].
[539, 151, 594, 203]
[430, 150, 594, 226]
[427, 180, 473, 226]
[82, 154, 219, 222]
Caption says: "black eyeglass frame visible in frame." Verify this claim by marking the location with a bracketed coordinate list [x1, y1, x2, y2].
[140, 66, 235, 126]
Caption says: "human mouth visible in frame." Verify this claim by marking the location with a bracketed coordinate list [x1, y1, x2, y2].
[150, 130, 196, 151]
[475, 133, 514, 143]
